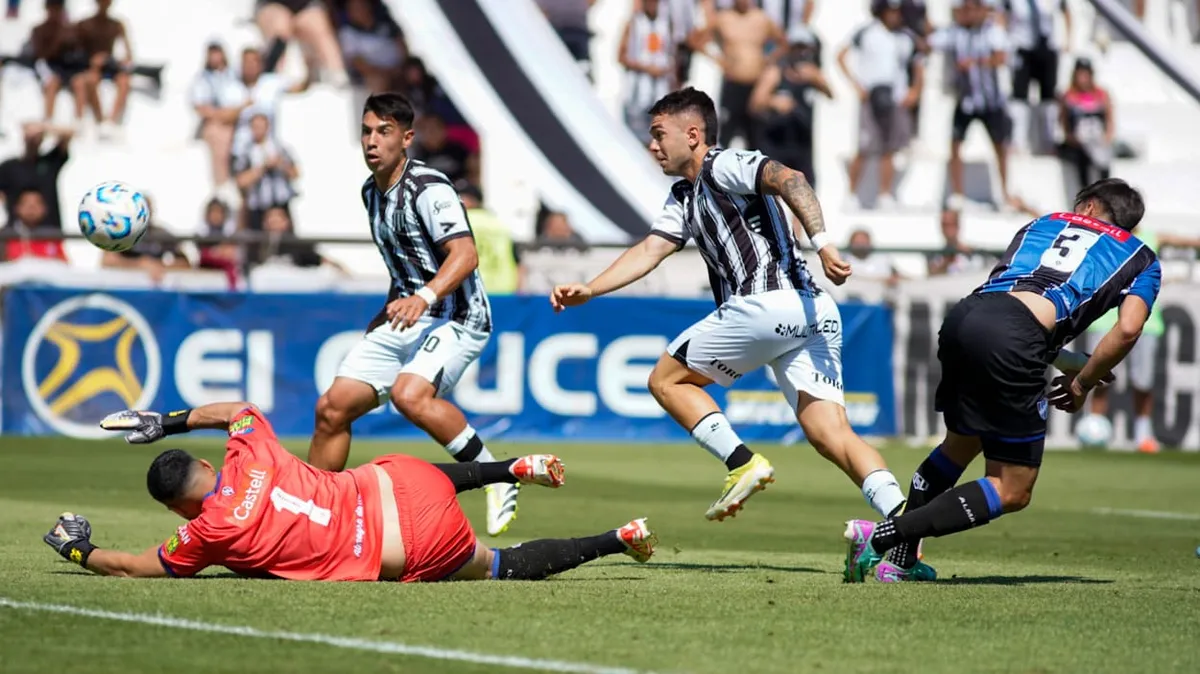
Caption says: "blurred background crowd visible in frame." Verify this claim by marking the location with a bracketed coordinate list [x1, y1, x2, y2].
[0, 0, 1197, 293]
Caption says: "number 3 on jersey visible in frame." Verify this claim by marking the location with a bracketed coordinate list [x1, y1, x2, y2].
[1039, 229, 1100, 273]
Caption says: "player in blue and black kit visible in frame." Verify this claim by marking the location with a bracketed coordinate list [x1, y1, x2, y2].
[842, 178, 1162, 582]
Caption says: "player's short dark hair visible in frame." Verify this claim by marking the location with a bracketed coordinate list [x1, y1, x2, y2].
[1074, 178, 1145, 231]
[147, 449, 198, 504]
[648, 87, 719, 146]
[363, 92, 416, 130]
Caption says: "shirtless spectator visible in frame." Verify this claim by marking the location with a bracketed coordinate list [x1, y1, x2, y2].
[191, 43, 250, 195]
[30, 0, 85, 121]
[255, 0, 347, 86]
[713, 0, 816, 34]
[73, 0, 131, 139]
[703, 0, 786, 148]
[338, 0, 406, 93]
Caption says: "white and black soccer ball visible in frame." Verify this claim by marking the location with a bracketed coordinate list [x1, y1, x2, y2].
[1076, 413, 1114, 448]
[77, 181, 150, 252]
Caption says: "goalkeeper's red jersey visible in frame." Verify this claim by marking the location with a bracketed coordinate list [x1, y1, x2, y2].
[156, 407, 384, 580]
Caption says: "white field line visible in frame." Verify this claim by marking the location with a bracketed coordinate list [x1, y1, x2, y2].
[0, 597, 648, 674]
[1089, 507, 1200, 521]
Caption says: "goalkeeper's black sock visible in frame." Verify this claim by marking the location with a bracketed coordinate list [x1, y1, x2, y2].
[888, 445, 966, 568]
[493, 534, 626, 581]
[871, 478, 1003, 554]
[433, 460, 519, 494]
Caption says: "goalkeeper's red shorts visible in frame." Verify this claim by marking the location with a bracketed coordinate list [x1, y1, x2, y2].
[369, 455, 477, 583]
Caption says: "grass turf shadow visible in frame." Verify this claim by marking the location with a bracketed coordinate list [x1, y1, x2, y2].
[938, 575, 1114, 586]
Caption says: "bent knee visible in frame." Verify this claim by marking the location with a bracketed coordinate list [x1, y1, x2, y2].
[390, 380, 435, 416]
[999, 486, 1033, 513]
[314, 393, 357, 431]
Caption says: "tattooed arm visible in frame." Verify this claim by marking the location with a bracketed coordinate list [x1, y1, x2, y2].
[758, 159, 852, 285]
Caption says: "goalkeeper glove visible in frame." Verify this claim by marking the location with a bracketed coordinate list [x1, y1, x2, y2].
[100, 409, 191, 444]
[43, 512, 96, 567]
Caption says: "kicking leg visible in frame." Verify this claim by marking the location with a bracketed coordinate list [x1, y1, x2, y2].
[647, 353, 773, 521]
[434, 455, 565, 493]
[452, 518, 657, 581]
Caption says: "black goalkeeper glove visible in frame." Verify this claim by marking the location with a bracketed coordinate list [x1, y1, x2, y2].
[43, 512, 96, 567]
[99, 409, 191, 444]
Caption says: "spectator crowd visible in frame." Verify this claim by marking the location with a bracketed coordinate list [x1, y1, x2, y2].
[0, 0, 1167, 291]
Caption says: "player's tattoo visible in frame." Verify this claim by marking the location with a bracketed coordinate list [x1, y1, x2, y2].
[760, 159, 825, 240]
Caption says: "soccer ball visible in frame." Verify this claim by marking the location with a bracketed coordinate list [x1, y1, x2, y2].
[77, 181, 150, 252]
[1076, 414, 1113, 448]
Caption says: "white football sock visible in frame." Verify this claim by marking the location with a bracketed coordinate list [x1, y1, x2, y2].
[1134, 416, 1153, 443]
[690, 413, 743, 463]
[862, 469, 906, 517]
[444, 425, 497, 462]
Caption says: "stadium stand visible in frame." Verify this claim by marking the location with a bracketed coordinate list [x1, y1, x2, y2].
[0, 0, 1198, 285]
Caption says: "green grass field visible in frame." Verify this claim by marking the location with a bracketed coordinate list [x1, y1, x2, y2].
[2, 437, 1199, 673]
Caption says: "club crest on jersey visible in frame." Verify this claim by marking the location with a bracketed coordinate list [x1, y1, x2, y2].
[1038, 398, 1049, 420]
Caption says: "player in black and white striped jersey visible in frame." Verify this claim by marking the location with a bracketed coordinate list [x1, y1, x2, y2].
[308, 93, 520, 537]
[552, 87, 907, 524]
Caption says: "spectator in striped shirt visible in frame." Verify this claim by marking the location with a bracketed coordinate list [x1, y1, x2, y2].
[931, 0, 1016, 210]
[232, 112, 299, 231]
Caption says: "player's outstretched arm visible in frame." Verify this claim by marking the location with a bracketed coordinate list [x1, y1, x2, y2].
[84, 547, 170, 578]
[100, 402, 256, 443]
[550, 234, 677, 312]
[1050, 296, 1150, 413]
[759, 159, 852, 285]
[43, 513, 168, 578]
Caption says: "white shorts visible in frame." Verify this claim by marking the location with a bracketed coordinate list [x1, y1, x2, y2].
[667, 289, 845, 409]
[1127, 332, 1158, 392]
[336, 317, 489, 406]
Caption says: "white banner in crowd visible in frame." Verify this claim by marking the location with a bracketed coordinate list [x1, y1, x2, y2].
[524, 247, 1200, 450]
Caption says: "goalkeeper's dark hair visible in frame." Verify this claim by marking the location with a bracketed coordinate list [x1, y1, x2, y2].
[648, 87, 719, 146]
[363, 92, 415, 130]
[147, 449, 198, 504]
[1074, 178, 1145, 231]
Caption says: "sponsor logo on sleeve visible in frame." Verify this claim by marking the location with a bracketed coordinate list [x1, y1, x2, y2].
[229, 414, 256, 436]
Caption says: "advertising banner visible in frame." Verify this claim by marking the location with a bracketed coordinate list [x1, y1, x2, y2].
[1, 288, 895, 441]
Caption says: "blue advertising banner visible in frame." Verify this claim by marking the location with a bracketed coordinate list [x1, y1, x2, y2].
[1, 287, 894, 441]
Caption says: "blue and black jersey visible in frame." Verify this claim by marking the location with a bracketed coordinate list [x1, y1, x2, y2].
[976, 212, 1161, 350]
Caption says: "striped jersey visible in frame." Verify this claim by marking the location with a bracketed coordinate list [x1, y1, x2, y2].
[977, 212, 1161, 350]
[930, 21, 1008, 113]
[361, 160, 491, 333]
[650, 148, 818, 306]
[623, 10, 674, 118]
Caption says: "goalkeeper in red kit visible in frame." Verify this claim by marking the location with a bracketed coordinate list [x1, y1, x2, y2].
[43, 402, 656, 581]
